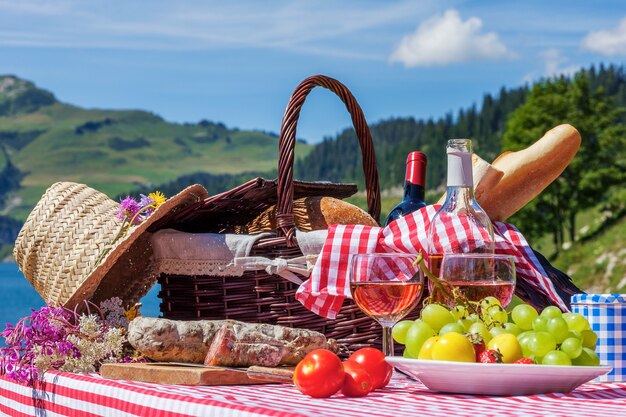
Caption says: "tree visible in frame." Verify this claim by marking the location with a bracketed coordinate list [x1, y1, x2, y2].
[503, 73, 626, 252]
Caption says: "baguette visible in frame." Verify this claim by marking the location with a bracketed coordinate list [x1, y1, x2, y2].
[481, 124, 581, 221]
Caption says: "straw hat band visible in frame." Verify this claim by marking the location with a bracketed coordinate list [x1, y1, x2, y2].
[14, 182, 121, 305]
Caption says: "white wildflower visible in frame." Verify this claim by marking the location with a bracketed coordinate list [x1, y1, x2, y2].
[78, 314, 102, 338]
[104, 328, 124, 357]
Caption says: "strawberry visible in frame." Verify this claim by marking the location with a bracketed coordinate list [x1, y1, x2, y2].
[514, 357, 535, 365]
[479, 349, 503, 363]
[467, 333, 486, 362]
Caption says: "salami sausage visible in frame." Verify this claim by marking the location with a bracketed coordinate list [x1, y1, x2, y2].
[128, 317, 335, 366]
[127, 317, 228, 363]
[204, 321, 335, 367]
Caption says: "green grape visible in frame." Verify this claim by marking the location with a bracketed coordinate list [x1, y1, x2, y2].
[542, 350, 572, 366]
[546, 317, 569, 344]
[532, 316, 548, 332]
[403, 348, 415, 358]
[581, 330, 598, 350]
[482, 305, 508, 327]
[392, 320, 414, 345]
[517, 330, 532, 343]
[562, 313, 591, 332]
[518, 331, 534, 357]
[540, 306, 563, 319]
[405, 321, 436, 357]
[489, 326, 507, 338]
[479, 296, 502, 310]
[511, 304, 538, 330]
[421, 304, 455, 332]
[528, 331, 556, 357]
[505, 295, 526, 312]
[439, 322, 465, 335]
[566, 330, 582, 340]
[560, 337, 583, 359]
[450, 305, 467, 320]
[466, 313, 480, 323]
[457, 318, 471, 332]
[503, 322, 522, 336]
[572, 347, 601, 366]
[469, 322, 492, 343]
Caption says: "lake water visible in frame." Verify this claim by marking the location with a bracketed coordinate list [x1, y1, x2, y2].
[0, 262, 161, 346]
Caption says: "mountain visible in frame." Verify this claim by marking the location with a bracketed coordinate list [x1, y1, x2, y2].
[0, 75, 310, 221]
[0, 76, 55, 116]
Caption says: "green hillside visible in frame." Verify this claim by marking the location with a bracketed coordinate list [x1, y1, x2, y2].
[0, 75, 310, 220]
[553, 212, 626, 293]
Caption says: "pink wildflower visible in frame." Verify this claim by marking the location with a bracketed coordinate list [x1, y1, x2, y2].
[117, 197, 141, 224]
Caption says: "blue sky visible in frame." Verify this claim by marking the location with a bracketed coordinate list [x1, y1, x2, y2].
[1, 0, 625, 143]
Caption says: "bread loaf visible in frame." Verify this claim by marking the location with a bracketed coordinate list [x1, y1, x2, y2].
[481, 124, 581, 221]
[238, 196, 378, 234]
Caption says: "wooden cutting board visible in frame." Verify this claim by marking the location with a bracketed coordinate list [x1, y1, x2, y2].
[100, 362, 293, 386]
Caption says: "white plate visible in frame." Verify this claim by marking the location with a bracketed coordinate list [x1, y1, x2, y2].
[387, 357, 612, 396]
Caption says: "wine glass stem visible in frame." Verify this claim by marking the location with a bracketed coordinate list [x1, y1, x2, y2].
[382, 325, 394, 356]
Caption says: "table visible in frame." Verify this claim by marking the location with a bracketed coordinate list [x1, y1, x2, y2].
[1, 371, 625, 417]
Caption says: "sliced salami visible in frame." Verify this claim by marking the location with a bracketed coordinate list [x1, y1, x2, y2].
[205, 321, 336, 367]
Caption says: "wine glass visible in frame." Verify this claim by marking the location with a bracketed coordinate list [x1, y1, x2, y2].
[349, 253, 424, 356]
[434, 253, 516, 308]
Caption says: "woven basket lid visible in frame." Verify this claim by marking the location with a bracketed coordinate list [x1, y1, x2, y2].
[13, 182, 208, 309]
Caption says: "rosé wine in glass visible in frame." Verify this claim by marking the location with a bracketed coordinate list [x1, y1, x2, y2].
[433, 253, 516, 308]
[349, 253, 424, 356]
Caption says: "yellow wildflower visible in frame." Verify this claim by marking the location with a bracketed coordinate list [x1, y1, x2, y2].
[125, 303, 142, 322]
[148, 191, 167, 208]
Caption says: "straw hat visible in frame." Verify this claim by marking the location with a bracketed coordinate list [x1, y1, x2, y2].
[13, 182, 208, 309]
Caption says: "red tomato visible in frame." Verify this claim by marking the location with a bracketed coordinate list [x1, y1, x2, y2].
[341, 361, 372, 397]
[293, 349, 345, 398]
[348, 347, 393, 390]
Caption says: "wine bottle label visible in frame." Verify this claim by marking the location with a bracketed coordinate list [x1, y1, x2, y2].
[446, 150, 473, 187]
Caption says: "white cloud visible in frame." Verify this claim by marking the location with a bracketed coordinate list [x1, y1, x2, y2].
[389, 9, 511, 67]
[522, 48, 581, 83]
[540, 48, 581, 78]
[581, 17, 626, 56]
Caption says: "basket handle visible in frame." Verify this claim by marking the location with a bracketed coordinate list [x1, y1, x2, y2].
[276, 75, 381, 241]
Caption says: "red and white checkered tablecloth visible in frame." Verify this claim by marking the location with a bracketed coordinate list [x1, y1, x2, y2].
[1, 371, 625, 417]
[296, 205, 568, 319]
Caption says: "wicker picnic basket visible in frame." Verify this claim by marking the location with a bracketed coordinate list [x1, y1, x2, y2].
[149, 75, 401, 352]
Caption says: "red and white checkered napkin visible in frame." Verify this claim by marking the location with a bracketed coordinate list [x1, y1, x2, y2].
[296, 205, 568, 319]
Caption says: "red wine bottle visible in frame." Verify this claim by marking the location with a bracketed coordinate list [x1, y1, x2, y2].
[384, 151, 427, 225]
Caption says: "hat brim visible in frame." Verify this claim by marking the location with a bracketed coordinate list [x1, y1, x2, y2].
[63, 184, 208, 309]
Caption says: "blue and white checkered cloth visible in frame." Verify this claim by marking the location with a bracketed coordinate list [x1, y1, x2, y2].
[571, 293, 626, 382]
